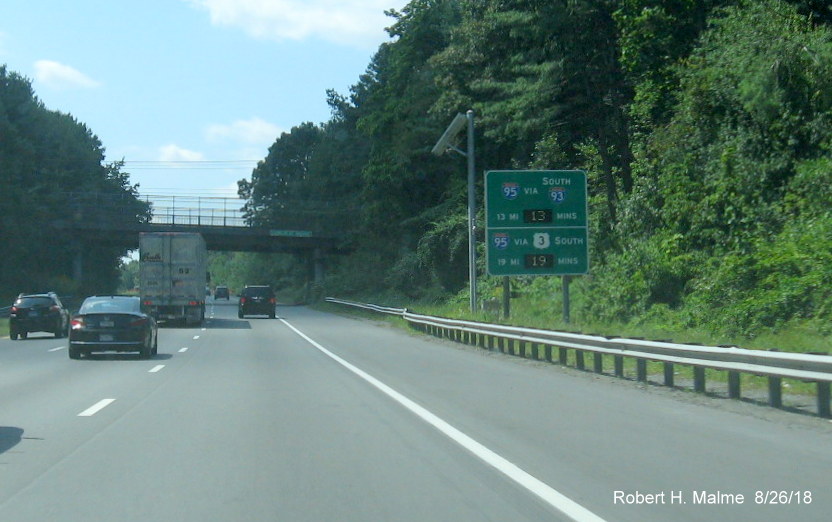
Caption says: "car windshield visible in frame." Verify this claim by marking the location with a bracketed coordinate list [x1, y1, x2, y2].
[79, 297, 140, 314]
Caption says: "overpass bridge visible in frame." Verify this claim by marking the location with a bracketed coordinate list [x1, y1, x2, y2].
[56, 192, 350, 281]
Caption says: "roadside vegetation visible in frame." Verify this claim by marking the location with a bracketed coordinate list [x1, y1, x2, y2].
[0, 66, 149, 304]
[6, 2, 832, 358]
[247, 1, 832, 356]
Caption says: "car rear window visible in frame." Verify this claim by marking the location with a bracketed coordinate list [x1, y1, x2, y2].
[15, 297, 54, 307]
[79, 297, 141, 314]
[243, 287, 273, 297]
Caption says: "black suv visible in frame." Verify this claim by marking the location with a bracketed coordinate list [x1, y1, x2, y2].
[238, 286, 275, 318]
[214, 285, 230, 300]
[10, 292, 70, 340]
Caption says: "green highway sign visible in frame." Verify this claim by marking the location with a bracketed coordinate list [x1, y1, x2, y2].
[485, 170, 589, 276]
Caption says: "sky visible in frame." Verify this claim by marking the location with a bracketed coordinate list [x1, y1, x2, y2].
[1, 0, 408, 207]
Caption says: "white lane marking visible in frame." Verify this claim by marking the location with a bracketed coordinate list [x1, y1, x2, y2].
[193, 335, 200, 340]
[149, 365, 165, 373]
[279, 318, 606, 522]
[78, 398, 116, 417]
[201, 328, 207, 332]
[49, 346, 65, 352]
[179, 347, 189, 353]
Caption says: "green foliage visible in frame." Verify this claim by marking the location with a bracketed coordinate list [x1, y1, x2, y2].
[231, 0, 832, 343]
[0, 66, 148, 297]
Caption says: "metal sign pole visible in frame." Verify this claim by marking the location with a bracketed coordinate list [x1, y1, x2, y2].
[467, 110, 477, 314]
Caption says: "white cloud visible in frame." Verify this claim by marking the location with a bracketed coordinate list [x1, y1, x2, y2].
[158, 144, 205, 162]
[33, 60, 100, 89]
[184, 0, 404, 47]
[205, 117, 281, 145]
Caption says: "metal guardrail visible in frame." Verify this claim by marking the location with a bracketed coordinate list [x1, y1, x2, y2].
[325, 297, 832, 418]
[0, 306, 10, 319]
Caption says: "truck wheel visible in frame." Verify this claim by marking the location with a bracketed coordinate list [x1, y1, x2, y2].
[10, 330, 18, 340]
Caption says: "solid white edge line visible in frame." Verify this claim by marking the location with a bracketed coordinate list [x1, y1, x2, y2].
[149, 365, 165, 373]
[279, 318, 606, 522]
[78, 398, 116, 417]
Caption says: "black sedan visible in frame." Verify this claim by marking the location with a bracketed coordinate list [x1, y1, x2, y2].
[69, 296, 158, 359]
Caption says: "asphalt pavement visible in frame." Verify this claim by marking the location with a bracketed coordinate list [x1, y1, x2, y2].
[1, 300, 830, 521]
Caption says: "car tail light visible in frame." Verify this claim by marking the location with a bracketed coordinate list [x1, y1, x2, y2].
[143, 300, 153, 306]
[11, 306, 19, 313]
[50, 305, 60, 312]
[71, 317, 85, 328]
[269, 298, 276, 304]
[240, 297, 247, 304]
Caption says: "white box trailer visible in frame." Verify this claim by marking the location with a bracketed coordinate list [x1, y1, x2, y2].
[139, 232, 207, 325]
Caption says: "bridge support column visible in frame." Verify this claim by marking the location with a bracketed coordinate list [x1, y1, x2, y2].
[314, 248, 325, 283]
[73, 248, 83, 282]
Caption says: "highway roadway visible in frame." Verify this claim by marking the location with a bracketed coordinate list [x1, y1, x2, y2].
[1, 300, 830, 521]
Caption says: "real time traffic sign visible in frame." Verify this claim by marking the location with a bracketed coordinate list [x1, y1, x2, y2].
[485, 170, 589, 276]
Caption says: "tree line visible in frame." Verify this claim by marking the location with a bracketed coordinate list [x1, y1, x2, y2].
[239, 0, 832, 337]
[0, 66, 149, 302]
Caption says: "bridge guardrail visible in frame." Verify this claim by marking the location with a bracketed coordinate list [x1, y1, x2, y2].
[325, 297, 832, 418]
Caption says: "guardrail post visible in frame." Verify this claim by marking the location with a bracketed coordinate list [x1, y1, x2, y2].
[594, 353, 603, 374]
[694, 367, 706, 393]
[531, 343, 539, 360]
[497, 337, 504, 353]
[519, 341, 526, 358]
[636, 359, 647, 382]
[558, 347, 567, 365]
[768, 377, 782, 408]
[664, 363, 674, 387]
[728, 372, 741, 399]
[818, 382, 831, 418]
[576, 350, 585, 370]
[614, 356, 624, 377]
[544, 345, 552, 362]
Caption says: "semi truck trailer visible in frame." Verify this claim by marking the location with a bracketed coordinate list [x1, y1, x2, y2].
[139, 232, 207, 325]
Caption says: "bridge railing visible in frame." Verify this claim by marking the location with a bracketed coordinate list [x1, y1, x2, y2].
[61, 192, 356, 237]
[141, 194, 247, 227]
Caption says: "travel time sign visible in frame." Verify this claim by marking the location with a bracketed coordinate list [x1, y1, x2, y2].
[485, 170, 589, 276]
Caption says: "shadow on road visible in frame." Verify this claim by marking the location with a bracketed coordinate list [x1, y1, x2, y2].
[204, 318, 252, 329]
[0, 427, 23, 455]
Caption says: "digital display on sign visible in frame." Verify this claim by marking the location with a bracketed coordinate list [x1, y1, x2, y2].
[524, 254, 555, 269]
[523, 209, 553, 224]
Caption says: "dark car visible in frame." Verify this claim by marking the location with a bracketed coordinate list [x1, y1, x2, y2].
[69, 296, 158, 359]
[9, 292, 70, 340]
[238, 285, 275, 318]
[214, 285, 230, 300]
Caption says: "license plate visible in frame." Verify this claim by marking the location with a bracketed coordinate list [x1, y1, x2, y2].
[99, 334, 114, 342]
[100, 320, 114, 328]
